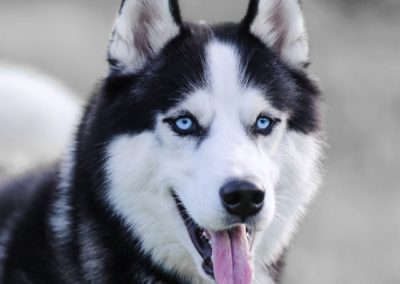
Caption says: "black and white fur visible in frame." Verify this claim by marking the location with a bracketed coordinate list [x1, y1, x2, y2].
[0, 1, 322, 283]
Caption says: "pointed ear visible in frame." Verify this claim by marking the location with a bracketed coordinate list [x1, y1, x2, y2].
[108, 0, 183, 73]
[242, 0, 309, 69]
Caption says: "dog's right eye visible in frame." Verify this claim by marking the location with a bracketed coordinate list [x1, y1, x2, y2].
[175, 117, 194, 131]
[164, 114, 204, 137]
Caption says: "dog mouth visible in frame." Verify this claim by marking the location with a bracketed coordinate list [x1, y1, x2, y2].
[173, 194, 255, 284]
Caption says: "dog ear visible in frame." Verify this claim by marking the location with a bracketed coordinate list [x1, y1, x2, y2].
[242, 0, 309, 69]
[108, 0, 183, 73]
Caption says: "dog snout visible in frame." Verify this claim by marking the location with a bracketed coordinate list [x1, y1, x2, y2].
[219, 179, 265, 221]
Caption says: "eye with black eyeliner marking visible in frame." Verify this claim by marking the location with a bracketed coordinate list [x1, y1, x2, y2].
[163, 113, 204, 137]
[253, 115, 279, 136]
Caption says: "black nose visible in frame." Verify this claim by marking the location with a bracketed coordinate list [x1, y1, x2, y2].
[219, 180, 265, 220]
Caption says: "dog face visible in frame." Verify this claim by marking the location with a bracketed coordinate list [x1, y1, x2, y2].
[86, 1, 323, 283]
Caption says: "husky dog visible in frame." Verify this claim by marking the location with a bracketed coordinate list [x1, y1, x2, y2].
[0, 0, 322, 283]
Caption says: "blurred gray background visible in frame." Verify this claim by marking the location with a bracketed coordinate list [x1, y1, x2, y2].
[1, 0, 399, 283]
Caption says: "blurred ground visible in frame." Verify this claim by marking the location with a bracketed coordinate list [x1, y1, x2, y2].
[1, 0, 399, 283]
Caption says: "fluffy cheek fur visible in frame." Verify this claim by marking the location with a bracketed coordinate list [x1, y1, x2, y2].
[103, 131, 278, 283]
[103, 129, 322, 283]
[104, 133, 205, 282]
[254, 132, 323, 267]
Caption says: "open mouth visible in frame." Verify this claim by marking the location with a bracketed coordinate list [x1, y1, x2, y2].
[173, 194, 255, 284]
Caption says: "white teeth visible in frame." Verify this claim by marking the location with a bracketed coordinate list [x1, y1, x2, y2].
[247, 230, 256, 251]
[246, 226, 251, 239]
[202, 230, 210, 240]
[246, 227, 256, 250]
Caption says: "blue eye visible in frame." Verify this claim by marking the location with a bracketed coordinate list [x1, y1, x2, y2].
[256, 116, 271, 130]
[164, 113, 206, 137]
[164, 113, 205, 137]
[254, 115, 277, 135]
[175, 117, 193, 131]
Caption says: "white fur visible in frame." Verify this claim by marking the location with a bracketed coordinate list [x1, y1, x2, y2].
[256, 132, 323, 265]
[105, 133, 207, 283]
[250, 0, 309, 68]
[109, 0, 180, 73]
[0, 65, 81, 176]
[104, 40, 323, 283]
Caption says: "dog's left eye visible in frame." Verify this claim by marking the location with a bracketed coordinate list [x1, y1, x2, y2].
[175, 117, 194, 131]
[253, 115, 277, 135]
[256, 116, 271, 130]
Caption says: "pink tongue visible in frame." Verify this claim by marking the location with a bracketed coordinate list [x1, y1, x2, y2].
[210, 225, 253, 284]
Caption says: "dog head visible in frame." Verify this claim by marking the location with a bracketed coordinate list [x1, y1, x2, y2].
[80, 1, 322, 283]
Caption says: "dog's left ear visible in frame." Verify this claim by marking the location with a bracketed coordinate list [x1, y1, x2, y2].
[242, 0, 309, 69]
[108, 0, 183, 74]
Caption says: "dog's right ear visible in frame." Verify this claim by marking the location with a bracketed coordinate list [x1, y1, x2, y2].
[108, 0, 183, 74]
[242, 0, 309, 69]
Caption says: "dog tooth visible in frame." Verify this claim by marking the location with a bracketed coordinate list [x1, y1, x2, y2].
[202, 231, 210, 240]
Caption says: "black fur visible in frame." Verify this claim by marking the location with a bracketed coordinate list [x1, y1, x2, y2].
[268, 249, 287, 283]
[0, 2, 320, 283]
[241, 0, 260, 28]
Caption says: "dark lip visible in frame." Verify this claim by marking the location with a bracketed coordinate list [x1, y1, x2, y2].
[172, 193, 214, 279]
